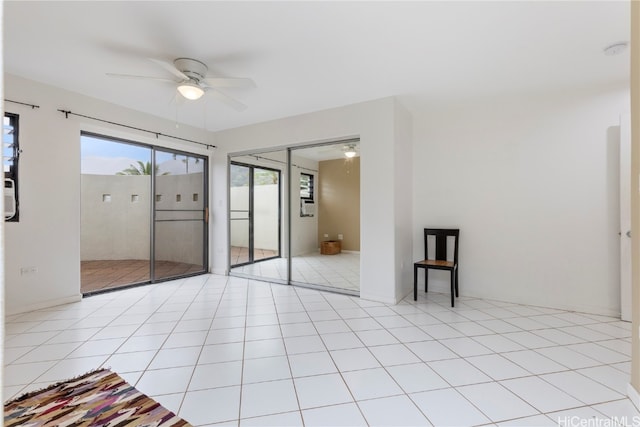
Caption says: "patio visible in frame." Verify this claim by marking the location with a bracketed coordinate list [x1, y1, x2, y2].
[81, 260, 203, 294]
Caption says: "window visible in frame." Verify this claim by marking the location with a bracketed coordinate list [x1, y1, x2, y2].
[4, 113, 19, 221]
[300, 173, 314, 203]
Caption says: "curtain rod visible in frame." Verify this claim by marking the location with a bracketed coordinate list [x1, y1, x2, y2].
[57, 109, 215, 149]
[5, 99, 40, 109]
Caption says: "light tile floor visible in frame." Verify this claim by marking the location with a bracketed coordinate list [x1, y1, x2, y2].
[231, 252, 360, 293]
[3, 274, 636, 426]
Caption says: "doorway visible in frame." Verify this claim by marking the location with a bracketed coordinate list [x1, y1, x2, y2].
[80, 133, 208, 294]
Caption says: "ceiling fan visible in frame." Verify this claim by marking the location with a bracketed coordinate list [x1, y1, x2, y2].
[107, 57, 255, 111]
[343, 144, 358, 158]
[315, 143, 359, 158]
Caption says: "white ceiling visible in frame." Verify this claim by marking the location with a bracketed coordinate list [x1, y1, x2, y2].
[293, 142, 359, 162]
[4, 1, 630, 132]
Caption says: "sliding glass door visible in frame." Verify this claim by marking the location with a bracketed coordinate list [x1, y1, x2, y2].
[230, 161, 281, 267]
[230, 163, 250, 265]
[153, 149, 208, 280]
[81, 135, 152, 293]
[253, 166, 281, 262]
[81, 133, 208, 294]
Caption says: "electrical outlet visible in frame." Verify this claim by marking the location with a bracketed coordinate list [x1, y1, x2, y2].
[338, 234, 343, 240]
[20, 266, 38, 275]
[324, 233, 329, 238]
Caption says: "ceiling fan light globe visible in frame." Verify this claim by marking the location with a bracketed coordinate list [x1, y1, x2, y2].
[177, 82, 204, 100]
[344, 150, 357, 158]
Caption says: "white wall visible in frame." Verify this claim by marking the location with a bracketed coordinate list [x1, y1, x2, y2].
[215, 98, 409, 303]
[154, 172, 205, 265]
[253, 185, 280, 251]
[393, 100, 414, 300]
[290, 154, 319, 256]
[81, 175, 150, 260]
[230, 184, 280, 250]
[413, 87, 629, 316]
[4, 74, 213, 315]
[1, 4, 5, 400]
[5, 72, 625, 315]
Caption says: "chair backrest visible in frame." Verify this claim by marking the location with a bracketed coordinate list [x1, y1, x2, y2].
[424, 228, 459, 263]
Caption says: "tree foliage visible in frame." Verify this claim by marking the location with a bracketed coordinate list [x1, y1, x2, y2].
[116, 161, 169, 176]
[230, 166, 278, 186]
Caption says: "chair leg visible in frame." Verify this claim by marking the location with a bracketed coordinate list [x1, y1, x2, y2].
[413, 265, 418, 301]
[455, 267, 459, 297]
[424, 268, 428, 293]
[450, 271, 455, 307]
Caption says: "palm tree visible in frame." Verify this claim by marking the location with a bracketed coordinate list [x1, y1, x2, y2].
[116, 161, 169, 176]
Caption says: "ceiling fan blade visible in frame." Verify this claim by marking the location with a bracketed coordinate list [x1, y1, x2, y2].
[202, 77, 256, 88]
[106, 73, 175, 83]
[203, 87, 247, 111]
[148, 58, 189, 81]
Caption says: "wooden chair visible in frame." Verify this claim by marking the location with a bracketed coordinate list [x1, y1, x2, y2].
[413, 228, 459, 307]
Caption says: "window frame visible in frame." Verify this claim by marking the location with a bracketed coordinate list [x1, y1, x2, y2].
[4, 112, 20, 222]
[300, 172, 314, 203]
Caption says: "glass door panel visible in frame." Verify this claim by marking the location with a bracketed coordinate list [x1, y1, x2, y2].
[253, 167, 280, 262]
[228, 144, 360, 295]
[80, 134, 151, 294]
[289, 142, 361, 295]
[229, 152, 286, 282]
[230, 163, 251, 266]
[153, 149, 207, 281]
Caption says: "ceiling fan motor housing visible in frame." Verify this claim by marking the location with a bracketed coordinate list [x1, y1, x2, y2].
[174, 58, 208, 82]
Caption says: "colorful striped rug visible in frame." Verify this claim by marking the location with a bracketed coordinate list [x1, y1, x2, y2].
[4, 368, 191, 426]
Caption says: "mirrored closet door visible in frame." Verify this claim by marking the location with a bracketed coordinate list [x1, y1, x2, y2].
[229, 150, 287, 284]
[289, 142, 360, 295]
[228, 140, 360, 295]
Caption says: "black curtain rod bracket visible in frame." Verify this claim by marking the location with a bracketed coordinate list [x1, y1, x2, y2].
[57, 109, 215, 149]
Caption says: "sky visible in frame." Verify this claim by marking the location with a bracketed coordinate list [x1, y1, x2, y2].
[81, 135, 204, 175]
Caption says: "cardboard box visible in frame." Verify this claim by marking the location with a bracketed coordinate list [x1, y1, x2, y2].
[321, 240, 342, 255]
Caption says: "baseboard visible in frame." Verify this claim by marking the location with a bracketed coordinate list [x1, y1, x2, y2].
[359, 291, 397, 305]
[6, 294, 82, 316]
[628, 383, 640, 412]
[424, 282, 621, 318]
